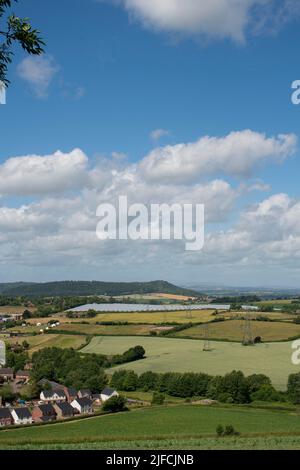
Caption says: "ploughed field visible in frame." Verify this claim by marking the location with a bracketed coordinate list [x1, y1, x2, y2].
[82, 336, 298, 390]
[1, 405, 300, 449]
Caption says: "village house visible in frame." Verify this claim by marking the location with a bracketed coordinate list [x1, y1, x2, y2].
[15, 370, 30, 383]
[0, 368, 14, 381]
[0, 408, 13, 427]
[63, 387, 77, 403]
[71, 397, 93, 414]
[101, 387, 119, 402]
[54, 402, 75, 419]
[77, 389, 92, 399]
[40, 389, 67, 403]
[11, 408, 33, 425]
[32, 404, 57, 423]
[92, 393, 101, 404]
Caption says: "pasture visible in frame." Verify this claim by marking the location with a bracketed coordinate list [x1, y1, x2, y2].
[176, 320, 300, 342]
[82, 336, 299, 390]
[1, 405, 300, 447]
[50, 323, 163, 336]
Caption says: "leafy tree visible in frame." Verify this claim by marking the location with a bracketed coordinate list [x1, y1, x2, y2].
[251, 384, 282, 403]
[287, 373, 300, 404]
[5, 351, 28, 372]
[0, 0, 44, 85]
[102, 395, 127, 413]
[138, 371, 158, 391]
[246, 374, 271, 395]
[121, 371, 139, 391]
[0, 384, 16, 402]
[216, 424, 224, 437]
[151, 392, 165, 405]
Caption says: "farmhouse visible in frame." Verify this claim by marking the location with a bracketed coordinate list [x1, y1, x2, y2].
[0, 368, 14, 381]
[71, 397, 93, 414]
[40, 389, 67, 403]
[54, 402, 75, 419]
[11, 408, 32, 425]
[0, 408, 13, 427]
[101, 387, 119, 402]
[32, 404, 57, 423]
[15, 370, 30, 382]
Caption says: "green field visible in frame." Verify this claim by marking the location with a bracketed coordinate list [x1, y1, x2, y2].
[1, 405, 300, 449]
[82, 336, 299, 390]
[175, 320, 300, 342]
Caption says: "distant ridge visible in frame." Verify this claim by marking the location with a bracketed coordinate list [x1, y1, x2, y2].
[0, 280, 200, 297]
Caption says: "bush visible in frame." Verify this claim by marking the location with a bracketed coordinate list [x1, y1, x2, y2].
[102, 395, 127, 413]
[216, 425, 224, 437]
[151, 392, 165, 405]
[251, 384, 283, 402]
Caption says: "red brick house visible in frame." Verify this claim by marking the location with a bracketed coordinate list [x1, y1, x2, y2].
[0, 408, 13, 427]
[0, 368, 14, 381]
[15, 370, 30, 382]
[32, 404, 57, 423]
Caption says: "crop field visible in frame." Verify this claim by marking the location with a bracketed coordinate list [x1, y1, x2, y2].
[6, 334, 87, 354]
[64, 309, 217, 325]
[1, 405, 300, 448]
[175, 320, 300, 342]
[82, 336, 298, 390]
[50, 323, 163, 336]
[0, 306, 36, 314]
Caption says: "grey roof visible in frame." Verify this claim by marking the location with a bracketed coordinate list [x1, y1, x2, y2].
[13, 407, 31, 419]
[102, 387, 116, 396]
[55, 402, 74, 415]
[0, 408, 12, 419]
[74, 397, 93, 407]
[68, 303, 231, 313]
[0, 368, 14, 375]
[38, 379, 64, 390]
[37, 404, 57, 415]
[42, 389, 66, 399]
[64, 387, 77, 396]
[78, 389, 91, 396]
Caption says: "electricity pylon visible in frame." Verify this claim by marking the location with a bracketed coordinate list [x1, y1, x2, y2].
[242, 314, 254, 346]
[203, 323, 212, 352]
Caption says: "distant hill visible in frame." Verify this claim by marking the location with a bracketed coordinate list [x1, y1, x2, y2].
[0, 280, 200, 297]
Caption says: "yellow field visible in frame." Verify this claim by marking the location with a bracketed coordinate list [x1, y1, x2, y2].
[6, 334, 86, 354]
[175, 320, 300, 342]
[63, 309, 216, 324]
[50, 323, 163, 335]
[0, 306, 37, 314]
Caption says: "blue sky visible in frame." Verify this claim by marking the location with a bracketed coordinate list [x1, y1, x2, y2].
[1, 0, 300, 286]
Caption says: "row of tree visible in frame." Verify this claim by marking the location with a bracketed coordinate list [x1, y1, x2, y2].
[110, 369, 287, 403]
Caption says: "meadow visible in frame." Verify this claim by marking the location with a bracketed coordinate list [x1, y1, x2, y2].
[175, 320, 300, 342]
[1, 405, 300, 448]
[82, 336, 298, 390]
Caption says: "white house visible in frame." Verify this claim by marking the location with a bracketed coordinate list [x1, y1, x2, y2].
[11, 408, 32, 425]
[101, 387, 119, 402]
[71, 397, 93, 414]
[40, 389, 67, 403]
